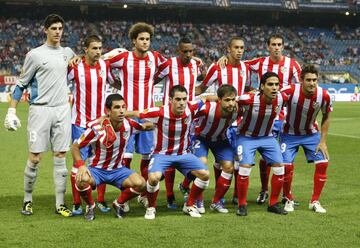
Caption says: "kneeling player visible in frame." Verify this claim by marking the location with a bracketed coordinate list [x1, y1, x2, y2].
[280, 64, 332, 213]
[235, 72, 288, 216]
[71, 94, 151, 220]
[127, 85, 210, 219]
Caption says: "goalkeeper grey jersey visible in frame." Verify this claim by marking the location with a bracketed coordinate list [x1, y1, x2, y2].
[16, 44, 75, 107]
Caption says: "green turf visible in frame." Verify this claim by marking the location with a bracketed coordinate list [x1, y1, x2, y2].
[0, 102, 359, 248]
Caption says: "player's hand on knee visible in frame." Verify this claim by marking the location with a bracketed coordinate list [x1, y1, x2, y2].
[75, 165, 91, 184]
[4, 108, 21, 131]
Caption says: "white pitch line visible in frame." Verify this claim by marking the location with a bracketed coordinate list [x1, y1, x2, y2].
[328, 133, 360, 139]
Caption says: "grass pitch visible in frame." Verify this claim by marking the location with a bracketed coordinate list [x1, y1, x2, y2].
[0, 102, 359, 248]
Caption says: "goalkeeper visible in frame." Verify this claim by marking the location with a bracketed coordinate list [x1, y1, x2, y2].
[4, 14, 75, 217]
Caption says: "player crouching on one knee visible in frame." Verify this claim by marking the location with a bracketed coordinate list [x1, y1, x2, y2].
[71, 94, 153, 221]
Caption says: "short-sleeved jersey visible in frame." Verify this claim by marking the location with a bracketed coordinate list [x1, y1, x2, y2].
[245, 56, 301, 89]
[108, 51, 166, 111]
[200, 62, 250, 96]
[77, 118, 143, 170]
[237, 92, 288, 137]
[68, 58, 115, 128]
[15, 44, 75, 106]
[282, 84, 332, 135]
[139, 101, 201, 155]
[195, 101, 239, 142]
[155, 57, 200, 105]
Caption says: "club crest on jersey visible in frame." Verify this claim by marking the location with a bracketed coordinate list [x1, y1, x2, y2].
[99, 70, 105, 78]
[313, 102, 319, 108]
[147, 60, 152, 67]
[122, 131, 129, 139]
[192, 68, 196, 74]
[280, 66, 288, 73]
[183, 117, 189, 124]
[275, 105, 280, 112]
[240, 70, 244, 76]
[63, 55, 67, 62]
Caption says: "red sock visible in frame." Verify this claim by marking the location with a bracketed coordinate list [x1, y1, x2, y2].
[140, 159, 150, 181]
[182, 177, 191, 190]
[232, 169, 239, 197]
[283, 164, 294, 200]
[213, 163, 221, 185]
[187, 180, 206, 206]
[147, 190, 159, 208]
[96, 183, 106, 202]
[122, 158, 132, 169]
[71, 172, 81, 205]
[79, 186, 94, 205]
[311, 162, 328, 202]
[236, 174, 249, 206]
[117, 188, 138, 204]
[259, 159, 270, 191]
[164, 167, 176, 199]
[213, 173, 232, 203]
[269, 174, 284, 206]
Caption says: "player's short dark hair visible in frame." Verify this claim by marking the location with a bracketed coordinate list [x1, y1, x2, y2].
[44, 14, 64, 29]
[178, 36, 192, 46]
[260, 72, 280, 87]
[128, 22, 154, 40]
[300, 64, 318, 80]
[105, 94, 125, 109]
[169, 85, 188, 98]
[267, 34, 284, 46]
[84, 34, 102, 48]
[217, 85, 237, 99]
[227, 37, 244, 48]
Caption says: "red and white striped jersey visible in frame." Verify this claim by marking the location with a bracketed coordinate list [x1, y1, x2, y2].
[237, 92, 288, 137]
[68, 58, 115, 127]
[282, 84, 332, 135]
[195, 101, 240, 142]
[245, 56, 301, 89]
[139, 101, 201, 155]
[77, 118, 143, 170]
[108, 51, 166, 111]
[155, 57, 201, 105]
[200, 62, 250, 96]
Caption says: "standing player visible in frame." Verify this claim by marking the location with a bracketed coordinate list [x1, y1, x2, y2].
[154, 36, 204, 209]
[127, 86, 210, 219]
[196, 37, 250, 205]
[193, 85, 240, 213]
[108, 23, 166, 207]
[4, 14, 75, 216]
[72, 94, 151, 220]
[245, 34, 302, 204]
[235, 72, 288, 216]
[280, 65, 332, 213]
[68, 35, 120, 215]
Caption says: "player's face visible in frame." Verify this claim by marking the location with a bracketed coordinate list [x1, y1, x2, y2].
[301, 73, 318, 96]
[268, 38, 284, 58]
[133, 32, 151, 54]
[45, 22, 63, 46]
[227, 39, 245, 60]
[220, 92, 237, 114]
[170, 91, 188, 115]
[85, 41, 102, 62]
[178, 43, 194, 64]
[261, 76, 280, 100]
[109, 100, 126, 123]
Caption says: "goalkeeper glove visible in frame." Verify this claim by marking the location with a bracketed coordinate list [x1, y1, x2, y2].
[4, 108, 21, 131]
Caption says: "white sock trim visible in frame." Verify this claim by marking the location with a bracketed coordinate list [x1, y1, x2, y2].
[124, 153, 133, 159]
[130, 187, 141, 195]
[272, 166, 285, 175]
[238, 167, 252, 176]
[194, 178, 210, 189]
[220, 171, 233, 180]
[146, 181, 159, 193]
[234, 161, 240, 170]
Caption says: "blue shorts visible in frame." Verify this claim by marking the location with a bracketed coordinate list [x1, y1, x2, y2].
[227, 126, 238, 153]
[148, 153, 207, 181]
[280, 132, 326, 164]
[193, 136, 234, 162]
[272, 120, 283, 139]
[88, 166, 135, 190]
[125, 118, 154, 155]
[236, 135, 283, 165]
[72, 124, 92, 160]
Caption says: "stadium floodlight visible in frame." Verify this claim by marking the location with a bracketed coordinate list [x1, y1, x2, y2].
[345, 11, 350, 15]
[124, 4, 128, 8]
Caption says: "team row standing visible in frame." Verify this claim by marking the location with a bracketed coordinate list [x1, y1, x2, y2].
[4, 14, 332, 219]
